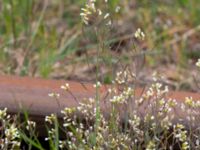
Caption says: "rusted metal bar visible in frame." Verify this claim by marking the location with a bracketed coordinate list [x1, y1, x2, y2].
[0, 75, 97, 116]
[0, 75, 200, 135]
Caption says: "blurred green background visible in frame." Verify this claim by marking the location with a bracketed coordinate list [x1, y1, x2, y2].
[0, 0, 199, 91]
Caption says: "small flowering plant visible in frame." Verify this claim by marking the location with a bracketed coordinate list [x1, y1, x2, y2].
[0, 1, 200, 150]
[1, 62, 200, 150]
[39, 73, 200, 149]
[0, 108, 21, 149]
[80, 0, 112, 26]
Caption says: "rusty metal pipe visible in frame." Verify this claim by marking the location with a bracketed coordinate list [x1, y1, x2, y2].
[0, 75, 200, 135]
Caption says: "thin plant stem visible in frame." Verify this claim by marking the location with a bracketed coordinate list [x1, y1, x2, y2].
[9, 0, 17, 48]
[94, 26, 101, 146]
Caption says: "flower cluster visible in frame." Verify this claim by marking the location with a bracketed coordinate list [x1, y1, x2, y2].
[45, 113, 57, 125]
[26, 120, 36, 131]
[135, 28, 145, 40]
[80, 0, 96, 25]
[174, 124, 189, 150]
[80, 0, 113, 26]
[0, 108, 21, 149]
[118, 70, 135, 85]
[110, 87, 134, 104]
[5, 124, 20, 141]
[61, 83, 70, 91]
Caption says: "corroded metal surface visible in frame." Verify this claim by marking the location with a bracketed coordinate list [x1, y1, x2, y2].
[0, 75, 102, 116]
[0, 75, 200, 132]
[0, 75, 200, 114]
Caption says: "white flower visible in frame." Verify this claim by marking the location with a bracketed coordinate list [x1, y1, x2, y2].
[5, 124, 20, 140]
[0, 108, 7, 119]
[26, 120, 36, 130]
[61, 83, 70, 90]
[97, 9, 102, 15]
[196, 59, 200, 67]
[185, 97, 194, 107]
[104, 13, 110, 19]
[45, 114, 56, 124]
[80, 0, 96, 25]
[115, 6, 121, 13]
[135, 28, 145, 40]
[48, 92, 60, 98]
[106, 20, 112, 26]
[182, 141, 189, 150]
[93, 81, 102, 88]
